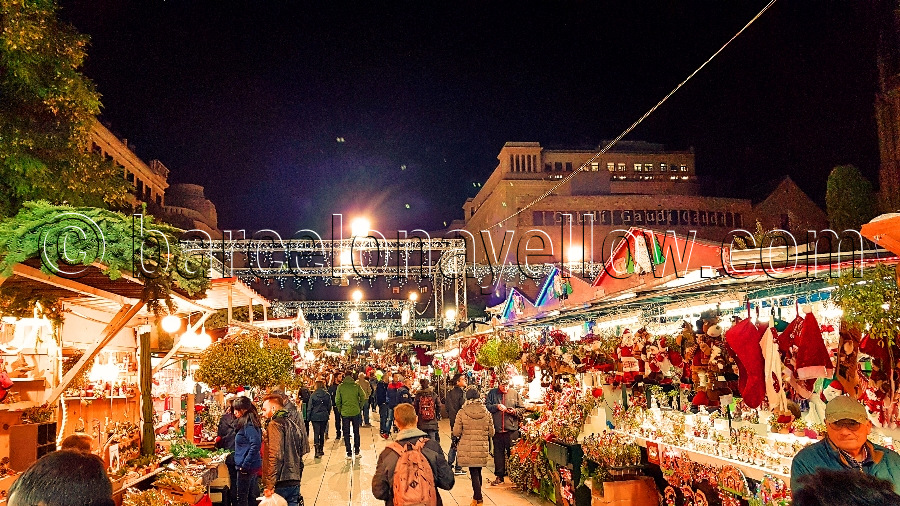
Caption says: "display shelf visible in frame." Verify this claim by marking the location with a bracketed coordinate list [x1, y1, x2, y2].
[617, 431, 791, 483]
[64, 396, 134, 401]
[113, 455, 173, 494]
[11, 377, 46, 383]
[0, 401, 36, 412]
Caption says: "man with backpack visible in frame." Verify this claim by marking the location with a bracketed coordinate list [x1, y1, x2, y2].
[413, 378, 442, 442]
[261, 394, 307, 506]
[372, 403, 455, 506]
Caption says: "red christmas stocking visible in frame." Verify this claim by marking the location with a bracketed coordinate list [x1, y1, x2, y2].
[725, 316, 766, 408]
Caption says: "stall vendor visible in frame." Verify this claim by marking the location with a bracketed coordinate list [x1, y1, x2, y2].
[792, 396, 900, 495]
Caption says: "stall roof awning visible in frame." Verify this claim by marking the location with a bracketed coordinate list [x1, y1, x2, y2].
[862, 213, 900, 256]
[195, 277, 270, 309]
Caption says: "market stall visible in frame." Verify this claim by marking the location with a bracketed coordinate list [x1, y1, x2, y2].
[450, 229, 900, 506]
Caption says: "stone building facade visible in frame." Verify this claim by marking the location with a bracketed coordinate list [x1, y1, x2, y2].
[89, 120, 220, 237]
[452, 141, 825, 265]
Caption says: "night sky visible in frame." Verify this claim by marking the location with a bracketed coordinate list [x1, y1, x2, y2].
[59, 1, 880, 236]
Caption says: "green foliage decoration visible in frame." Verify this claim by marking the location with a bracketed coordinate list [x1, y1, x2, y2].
[832, 262, 900, 348]
[194, 330, 294, 390]
[0, 202, 210, 313]
[0, 0, 129, 217]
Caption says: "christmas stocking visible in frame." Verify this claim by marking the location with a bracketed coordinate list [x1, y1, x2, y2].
[725, 316, 766, 408]
[761, 327, 788, 413]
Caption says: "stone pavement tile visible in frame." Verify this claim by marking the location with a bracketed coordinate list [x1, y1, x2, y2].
[304, 411, 551, 506]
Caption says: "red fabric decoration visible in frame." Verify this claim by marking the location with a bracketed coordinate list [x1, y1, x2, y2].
[794, 313, 833, 380]
[725, 317, 766, 408]
[591, 387, 603, 398]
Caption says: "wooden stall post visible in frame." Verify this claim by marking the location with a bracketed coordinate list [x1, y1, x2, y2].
[186, 393, 195, 443]
[140, 327, 155, 456]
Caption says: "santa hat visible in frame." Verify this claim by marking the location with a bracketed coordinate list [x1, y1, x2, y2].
[725, 315, 766, 409]
[706, 324, 723, 338]
[795, 312, 833, 380]
[821, 381, 845, 403]
[691, 389, 710, 407]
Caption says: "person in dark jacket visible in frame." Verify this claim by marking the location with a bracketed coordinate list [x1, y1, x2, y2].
[485, 380, 525, 485]
[215, 395, 238, 506]
[298, 382, 311, 434]
[261, 394, 304, 506]
[372, 403, 455, 506]
[336, 372, 367, 458]
[445, 374, 467, 474]
[307, 379, 332, 458]
[379, 374, 396, 438]
[270, 389, 310, 459]
[328, 373, 344, 439]
[413, 378, 442, 442]
[232, 396, 262, 506]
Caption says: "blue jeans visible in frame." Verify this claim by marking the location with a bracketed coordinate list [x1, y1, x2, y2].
[235, 469, 258, 506]
[361, 399, 370, 425]
[380, 405, 394, 435]
[447, 425, 459, 469]
[274, 484, 301, 506]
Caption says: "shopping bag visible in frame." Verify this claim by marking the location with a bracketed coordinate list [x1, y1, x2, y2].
[258, 493, 288, 506]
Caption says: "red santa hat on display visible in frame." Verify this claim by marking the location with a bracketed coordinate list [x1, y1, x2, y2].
[795, 309, 834, 380]
[821, 380, 845, 403]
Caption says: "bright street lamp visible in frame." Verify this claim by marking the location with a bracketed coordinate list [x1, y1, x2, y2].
[348, 310, 360, 323]
[352, 289, 363, 302]
[408, 292, 418, 302]
[445, 308, 457, 322]
[350, 217, 371, 238]
[567, 245, 583, 263]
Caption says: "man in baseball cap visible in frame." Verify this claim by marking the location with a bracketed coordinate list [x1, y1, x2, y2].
[792, 395, 900, 496]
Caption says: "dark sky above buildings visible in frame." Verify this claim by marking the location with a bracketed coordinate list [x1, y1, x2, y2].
[59, 1, 879, 236]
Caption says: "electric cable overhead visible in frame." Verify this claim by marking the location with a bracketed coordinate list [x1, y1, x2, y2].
[489, 0, 778, 230]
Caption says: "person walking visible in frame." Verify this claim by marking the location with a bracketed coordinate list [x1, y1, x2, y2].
[445, 374, 467, 475]
[232, 396, 262, 506]
[357, 372, 374, 427]
[307, 379, 332, 458]
[453, 388, 495, 506]
[215, 395, 238, 506]
[328, 372, 344, 439]
[336, 370, 367, 459]
[485, 379, 525, 486]
[413, 378, 442, 442]
[299, 380, 312, 435]
[261, 394, 305, 506]
[379, 373, 395, 438]
[372, 403, 455, 506]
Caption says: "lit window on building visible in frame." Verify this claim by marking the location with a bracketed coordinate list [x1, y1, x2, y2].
[617, 163, 625, 171]
[660, 163, 667, 171]
[607, 162, 615, 172]
[680, 164, 688, 172]
[590, 162, 599, 171]
[634, 163, 642, 172]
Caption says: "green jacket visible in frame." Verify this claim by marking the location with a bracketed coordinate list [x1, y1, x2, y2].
[335, 377, 367, 417]
[791, 437, 900, 494]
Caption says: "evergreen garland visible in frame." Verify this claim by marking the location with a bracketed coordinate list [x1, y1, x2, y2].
[0, 201, 210, 313]
[832, 262, 899, 348]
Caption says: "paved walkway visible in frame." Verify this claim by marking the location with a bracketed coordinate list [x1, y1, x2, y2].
[299, 413, 553, 506]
